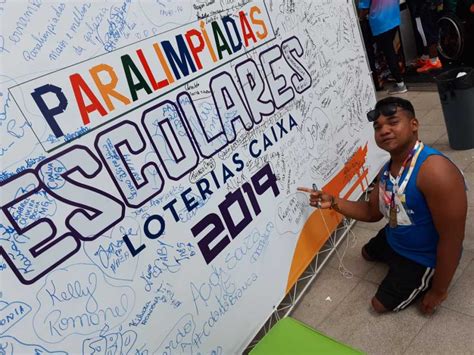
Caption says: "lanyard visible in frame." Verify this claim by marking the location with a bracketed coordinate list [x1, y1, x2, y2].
[384, 141, 424, 208]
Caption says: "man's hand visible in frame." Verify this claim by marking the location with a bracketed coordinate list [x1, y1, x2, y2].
[297, 187, 334, 209]
[297, 182, 383, 222]
[419, 289, 448, 315]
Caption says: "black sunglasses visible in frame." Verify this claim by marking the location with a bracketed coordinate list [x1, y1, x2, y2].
[366, 103, 409, 122]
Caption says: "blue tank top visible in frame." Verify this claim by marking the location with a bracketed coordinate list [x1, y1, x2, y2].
[379, 144, 443, 267]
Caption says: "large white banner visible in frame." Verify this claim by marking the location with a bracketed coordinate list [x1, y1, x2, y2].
[0, 0, 386, 353]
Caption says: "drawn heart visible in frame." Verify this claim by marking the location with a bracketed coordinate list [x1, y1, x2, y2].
[83, 216, 142, 282]
[275, 193, 309, 235]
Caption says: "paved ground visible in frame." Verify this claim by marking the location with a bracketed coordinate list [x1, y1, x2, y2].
[292, 90, 474, 354]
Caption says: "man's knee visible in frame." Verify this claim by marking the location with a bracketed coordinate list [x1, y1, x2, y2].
[371, 296, 389, 313]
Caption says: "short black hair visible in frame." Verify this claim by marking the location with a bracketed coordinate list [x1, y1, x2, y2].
[375, 96, 415, 118]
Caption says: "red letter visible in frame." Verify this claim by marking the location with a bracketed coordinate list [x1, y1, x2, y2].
[136, 48, 169, 91]
[70, 73, 107, 125]
[239, 11, 257, 47]
[185, 29, 205, 70]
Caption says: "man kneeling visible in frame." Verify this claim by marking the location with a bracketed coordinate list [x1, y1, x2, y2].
[299, 97, 467, 314]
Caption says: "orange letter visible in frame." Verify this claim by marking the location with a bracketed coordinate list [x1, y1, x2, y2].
[250, 6, 268, 40]
[89, 64, 131, 112]
[200, 20, 218, 63]
[153, 43, 175, 85]
[70, 73, 107, 125]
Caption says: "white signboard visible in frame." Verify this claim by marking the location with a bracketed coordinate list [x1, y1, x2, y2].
[0, 0, 386, 353]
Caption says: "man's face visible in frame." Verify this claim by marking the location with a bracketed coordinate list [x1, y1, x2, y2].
[373, 107, 418, 153]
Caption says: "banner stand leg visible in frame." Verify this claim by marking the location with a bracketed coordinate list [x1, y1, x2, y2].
[244, 188, 371, 353]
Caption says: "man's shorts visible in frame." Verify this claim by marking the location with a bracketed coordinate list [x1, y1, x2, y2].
[363, 227, 435, 312]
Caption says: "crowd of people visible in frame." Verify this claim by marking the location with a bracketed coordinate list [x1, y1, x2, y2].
[358, 0, 474, 95]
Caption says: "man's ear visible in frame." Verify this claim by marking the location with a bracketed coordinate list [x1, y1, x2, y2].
[411, 117, 419, 132]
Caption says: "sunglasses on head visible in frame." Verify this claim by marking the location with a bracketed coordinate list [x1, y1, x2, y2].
[366, 103, 409, 122]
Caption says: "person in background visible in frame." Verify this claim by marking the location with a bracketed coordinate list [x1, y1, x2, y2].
[414, 0, 444, 73]
[298, 97, 467, 314]
[406, 0, 430, 67]
[359, 12, 383, 91]
[359, 0, 408, 94]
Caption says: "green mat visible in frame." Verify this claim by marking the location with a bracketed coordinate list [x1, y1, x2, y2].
[250, 317, 364, 355]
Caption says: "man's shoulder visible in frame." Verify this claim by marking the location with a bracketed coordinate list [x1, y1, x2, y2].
[417, 153, 464, 191]
[417, 144, 455, 173]
[420, 144, 443, 158]
[420, 153, 457, 172]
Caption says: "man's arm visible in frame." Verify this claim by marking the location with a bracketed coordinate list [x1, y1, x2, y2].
[417, 155, 467, 314]
[297, 177, 383, 222]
